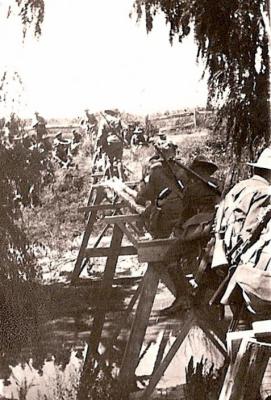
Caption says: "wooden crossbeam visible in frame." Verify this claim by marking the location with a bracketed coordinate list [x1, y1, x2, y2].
[103, 214, 141, 224]
[78, 203, 124, 213]
[138, 237, 177, 247]
[85, 246, 137, 257]
[137, 238, 177, 263]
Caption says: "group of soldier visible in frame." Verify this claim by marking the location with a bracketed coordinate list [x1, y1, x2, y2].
[134, 141, 271, 325]
[4, 109, 271, 327]
[135, 139, 221, 314]
[29, 109, 149, 171]
[2, 106, 270, 328]
[80, 107, 271, 327]
[87, 107, 271, 325]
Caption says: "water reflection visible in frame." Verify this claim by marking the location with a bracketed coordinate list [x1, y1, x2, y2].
[0, 279, 134, 399]
[2, 349, 84, 400]
[0, 280, 232, 399]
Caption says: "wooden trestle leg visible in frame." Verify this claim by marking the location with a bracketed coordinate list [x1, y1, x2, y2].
[77, 224, 124, 400]
[118, 263, 160, 396]
[87, 223, 124, 356]
[71, 187, 104, 283]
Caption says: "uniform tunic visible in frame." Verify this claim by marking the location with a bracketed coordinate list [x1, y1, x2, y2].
[136, 158, 187, 238]
[96, 116, 124, 163]
[215, 175, 271, 313]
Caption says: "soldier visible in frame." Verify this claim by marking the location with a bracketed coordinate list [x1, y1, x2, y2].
[95, 109, 125, 174]
[136, 140, 188, 239]
[161, 155, 220, 315]
[179, 155, 220, 231]
[211, 148, 271, 324]
[81, 109, 98, 136]
[71, 129, 82, 156]
[53, 131, 72, 168]
[32, 112, 47, 141]
[130, 126, 146, 147]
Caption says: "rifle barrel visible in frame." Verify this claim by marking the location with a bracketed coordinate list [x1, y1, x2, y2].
[173, 159, 221, 195]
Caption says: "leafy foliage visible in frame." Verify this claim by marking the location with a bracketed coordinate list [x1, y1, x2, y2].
[134, 0, 270, 158]
[185, 357, 226, 400]
[0, 114, 53, 364]
[77, 363, 121, 400]
[8, 0, 45, 38]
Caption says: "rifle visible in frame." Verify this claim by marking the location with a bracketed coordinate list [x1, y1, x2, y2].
[172, 158, 221, 196]
[209, 205, 271, 306]
[153, 143, 221, 198]
[152, 144, 186, 201]
[100, 112, 129, 147]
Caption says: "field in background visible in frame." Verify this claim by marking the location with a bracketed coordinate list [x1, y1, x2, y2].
[23, 125, 229, 285]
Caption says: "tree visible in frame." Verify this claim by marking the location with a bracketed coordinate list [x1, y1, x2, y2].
[6, 0, 270, 159]
[134, 0, 270, 159]
[0, 115, 54, 369]
[7, 0, 45, 38]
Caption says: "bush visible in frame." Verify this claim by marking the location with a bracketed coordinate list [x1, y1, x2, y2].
[0, 114, 52, 368]
[185, 357, 226, 400]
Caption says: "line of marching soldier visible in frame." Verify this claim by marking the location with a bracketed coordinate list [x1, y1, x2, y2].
[135, 141, 271, 325]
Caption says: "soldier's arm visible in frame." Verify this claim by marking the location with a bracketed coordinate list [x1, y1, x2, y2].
[96, 121, 107, 147]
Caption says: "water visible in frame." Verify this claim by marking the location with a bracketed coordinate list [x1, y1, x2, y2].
[0, 278, 228, 399]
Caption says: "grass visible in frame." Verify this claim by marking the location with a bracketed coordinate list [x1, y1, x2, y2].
[22, 127, 233, 284]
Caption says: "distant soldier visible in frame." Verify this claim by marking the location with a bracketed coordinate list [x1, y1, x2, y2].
[41, 135, 53, 153]
[211, 148, 271, 323]
[81, 109, 98, 136]
[130, 126, 146, 147]
[53, 131, 72, 167]
[71, 129, 82, 156]
[96, 109, 125, 168]
[33, 112, 47, 141]
[22, 133, 36, 150]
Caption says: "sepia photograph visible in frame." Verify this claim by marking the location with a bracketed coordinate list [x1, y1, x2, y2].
[0, 0, 270, 399]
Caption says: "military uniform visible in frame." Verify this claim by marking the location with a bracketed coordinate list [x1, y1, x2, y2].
[53, 133, 72, 167]
[212, 148, 271, 317]
[33, 113, 47, 141]
[159, 156, 220, 315]
[96, 111, 124, 165]
[136, 155, 188, 238]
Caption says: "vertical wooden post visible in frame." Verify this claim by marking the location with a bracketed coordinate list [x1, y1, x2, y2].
[219, 338, 271, 400]
[193, 108, 197, 128]
[71, 187, 104, 283]
[77, 224, 123, 400]
[87, 224, 124, 356]
[118, 263, 160, 395]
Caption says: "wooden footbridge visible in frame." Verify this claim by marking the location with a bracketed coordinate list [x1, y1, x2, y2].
[71, 174, 271, 399]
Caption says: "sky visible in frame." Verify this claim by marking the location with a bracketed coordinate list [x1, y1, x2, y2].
[0, 0, 208, 118]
